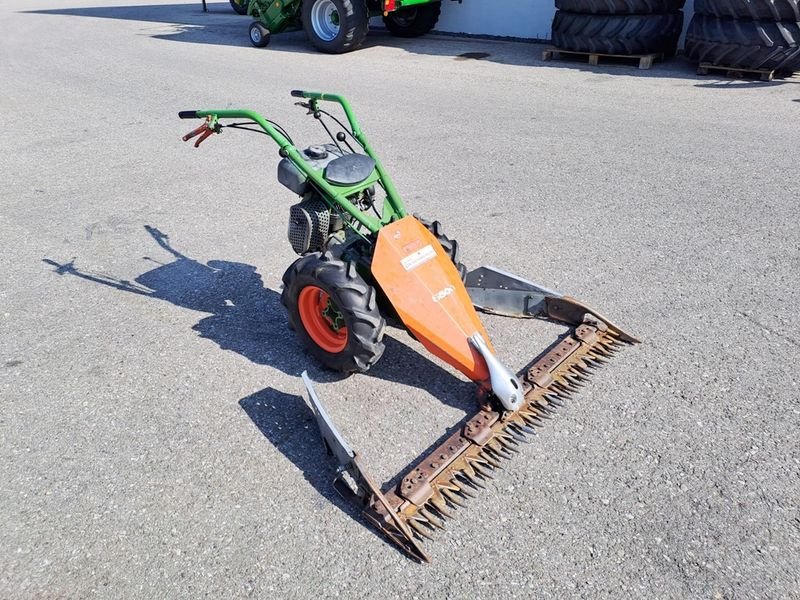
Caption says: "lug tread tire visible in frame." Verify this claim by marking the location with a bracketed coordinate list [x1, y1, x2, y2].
[555, 0, 685, 14]
[230, 0, 249, 15]
[414, 215, 468, 282]
[302, 0, 369, 54]
[281, 252, 385, 374]
[684, 15, 800, 71]
[693, 0, 800, 21]
[552, 11, 684, 55]
[382, 4, 442, 37]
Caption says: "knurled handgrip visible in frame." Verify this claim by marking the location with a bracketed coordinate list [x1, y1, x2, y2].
[178, 110, 199, 119]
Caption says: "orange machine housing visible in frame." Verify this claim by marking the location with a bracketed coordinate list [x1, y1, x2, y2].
[372, 216, 491, 383]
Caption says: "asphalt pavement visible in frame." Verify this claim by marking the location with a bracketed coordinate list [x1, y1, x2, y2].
[2, 1, 799, 597]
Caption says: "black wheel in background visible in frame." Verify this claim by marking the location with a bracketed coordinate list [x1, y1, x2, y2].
[684, 15, 800, 72]
[693, 0, 800, 21]
[301, 0, 369, 54]
[551, 10, 683, 55]
[230, 0, 249, 15]
[249, 21, 270, 47]
[414, 215, 468, 282]
[382, 4, 442, 37]
[555, 0, 685, 14]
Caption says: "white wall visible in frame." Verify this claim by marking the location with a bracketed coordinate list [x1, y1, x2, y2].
[435, 0, 555, 40]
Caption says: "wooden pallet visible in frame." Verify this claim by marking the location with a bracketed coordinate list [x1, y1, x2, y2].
[697, 62, 777, 81]
[542, 47, 661, 70]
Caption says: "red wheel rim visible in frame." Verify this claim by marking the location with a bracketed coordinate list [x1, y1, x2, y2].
[297, 285, 348, 353]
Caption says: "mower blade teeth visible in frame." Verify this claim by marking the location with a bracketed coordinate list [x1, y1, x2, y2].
[506, 422, 535, 444]
[489, 440, 516, 458]
[505, 425, 530, 443]
[469, 460, 495, 479]
[497, 432, 521, 447]
[584, 356, 605, 367]
[458, 469, 487, 489]
[419, 507, 445, 529]
[520, 413, 545, 428]
[429, 495, 455, 518]
[520, 407, 546, 421]
[552, 381, 574, 394]
[479, 449, 503, 468]
[513, 422, 538, 436]
[451, 478, 476, 498]
[408, 518, 435, 540]
[440, 487, 466, 507]
[570, 370, 590, 382]
[425, 502, 450, 522]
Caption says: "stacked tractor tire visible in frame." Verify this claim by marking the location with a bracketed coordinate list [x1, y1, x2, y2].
[685, 0, 800, 74]
[551, 0, 685, 57]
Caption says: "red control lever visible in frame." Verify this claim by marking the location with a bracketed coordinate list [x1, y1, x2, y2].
[182, 118, 218, 148]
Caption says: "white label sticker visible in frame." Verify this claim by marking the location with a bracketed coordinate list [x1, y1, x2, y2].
[400, 244, 436, 271]
[432, 286, 455, 302]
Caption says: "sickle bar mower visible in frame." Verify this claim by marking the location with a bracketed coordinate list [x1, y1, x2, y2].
[179, 91, 638, 562]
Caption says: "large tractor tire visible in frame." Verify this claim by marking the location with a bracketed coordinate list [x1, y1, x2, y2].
[282, 252, 385, 374]
[684, 15, 800, 71]
[414, 215, 468, 282]
[230, 0, 249, 15]
[383, 4, 441, 37]
[555, 0, 685, 14]
[301, 0, 369, 53]
[693, 0, 800, 21]
[552, 11, 683, 55]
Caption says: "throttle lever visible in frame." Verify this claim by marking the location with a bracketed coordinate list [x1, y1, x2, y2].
[182, 116, 220, 148]
[294, 101, 314, 114]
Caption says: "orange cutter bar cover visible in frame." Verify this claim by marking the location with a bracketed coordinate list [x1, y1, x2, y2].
[372, 216, 491, 383]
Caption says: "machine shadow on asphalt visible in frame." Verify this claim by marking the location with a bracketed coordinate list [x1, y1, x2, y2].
[41, 224, 474, 408]
[237, 385, 481, 550]
[42, 224, 480, 551]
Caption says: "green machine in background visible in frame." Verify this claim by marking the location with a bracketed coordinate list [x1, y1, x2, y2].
[227, 0, 452, 53]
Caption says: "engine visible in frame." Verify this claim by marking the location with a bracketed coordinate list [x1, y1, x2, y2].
[287, 197, 331, 255]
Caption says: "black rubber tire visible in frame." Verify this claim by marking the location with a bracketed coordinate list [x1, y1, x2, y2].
[414, 215, 468, 282]
[281, 252, 385, 374]
[230, 0, 249, 15]
[551, 11, 683, 55]
[693, 0, 800, 21]
[684, 15, 800, 71]
[555, 0, 685, 14]
[249, 21, 270, 48]
[382, 4, 441, 37]
[301, 0, 369, 54]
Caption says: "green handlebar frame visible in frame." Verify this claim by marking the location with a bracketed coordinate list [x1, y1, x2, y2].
[184, 92, 407, 234]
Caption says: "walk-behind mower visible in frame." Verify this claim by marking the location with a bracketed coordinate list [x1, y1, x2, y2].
[239, 0, 445, 53]
[179, 92, 638, 562]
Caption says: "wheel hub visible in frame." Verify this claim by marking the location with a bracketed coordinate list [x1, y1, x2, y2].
[311, 0, 340, 42]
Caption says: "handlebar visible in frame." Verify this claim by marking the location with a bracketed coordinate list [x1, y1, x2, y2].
[177, 91, 405, 234]
[288, 91, 360, 135]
